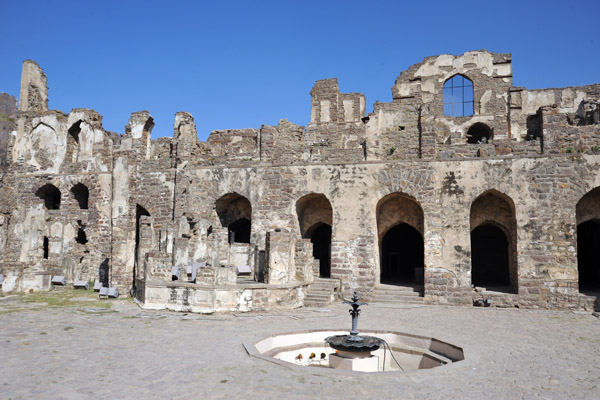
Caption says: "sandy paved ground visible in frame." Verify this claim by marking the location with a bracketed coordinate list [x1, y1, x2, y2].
[0, 293, 599, 399]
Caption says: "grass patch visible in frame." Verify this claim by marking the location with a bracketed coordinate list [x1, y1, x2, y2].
[0, 114, 15, 124]
[18, 288, 112, 311]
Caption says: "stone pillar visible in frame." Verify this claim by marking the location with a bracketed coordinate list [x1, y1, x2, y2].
[19, 60, 48, 113]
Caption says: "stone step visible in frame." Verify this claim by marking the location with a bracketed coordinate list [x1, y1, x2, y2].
[372, 297, 424, 305]
[373, 292, 421, 300]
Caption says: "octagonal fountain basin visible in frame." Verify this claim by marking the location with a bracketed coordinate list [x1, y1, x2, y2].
[244, 329, 464, 374]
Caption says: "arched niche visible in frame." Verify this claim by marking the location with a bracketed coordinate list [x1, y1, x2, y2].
[466, 122, 492, 144]
[470, 190, 517, 292]
[215, 193, 252, 244]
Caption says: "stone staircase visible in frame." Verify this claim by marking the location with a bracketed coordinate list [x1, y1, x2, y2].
[304, 278, 340, 307]
[371, 283, 424, 305]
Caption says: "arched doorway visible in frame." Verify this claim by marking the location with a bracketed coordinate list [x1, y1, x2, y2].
[470, 190, 517, 292]
[296, 193, 333, 278]
[576, 188, 600, 294]
[380, 223, 424, 284]
[577, 220, 600, 291]
[376, 193, 424, 287]
[471, 224, 510, 287]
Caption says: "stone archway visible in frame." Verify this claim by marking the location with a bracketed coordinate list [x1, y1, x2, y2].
[296, 193, 333, 278]
[470, 190, 517, 293]
[215, 193, 252, 244]
[376, 193, 424, 286]
[576, 188, 600, 293]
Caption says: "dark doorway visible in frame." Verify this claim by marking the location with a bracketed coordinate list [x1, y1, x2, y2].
[135, 205, 150, 286]
[471, 224, 510, 288]
[577, 220, 600, 291]
[308, 223, 331, 278]
[228, 218, 251, 244]
[380, 223, 423, 284]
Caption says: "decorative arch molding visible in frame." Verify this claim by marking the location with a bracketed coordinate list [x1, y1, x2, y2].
[295, 193, 333, 238]
[376, 192, 424, 242]
[469, 189, 516, 233]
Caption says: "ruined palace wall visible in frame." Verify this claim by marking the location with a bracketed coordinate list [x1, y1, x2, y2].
[178, 154, 600, 308]
[3, 107, 115, 291]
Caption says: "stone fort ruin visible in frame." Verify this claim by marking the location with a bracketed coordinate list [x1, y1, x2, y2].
[0, 50, 599, 312]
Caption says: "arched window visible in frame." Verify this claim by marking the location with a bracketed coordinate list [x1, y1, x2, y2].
[443, 75, 474, 117]
[36, 184, 61, 210]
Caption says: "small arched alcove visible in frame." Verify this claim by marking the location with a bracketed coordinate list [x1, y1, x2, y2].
[36, 184, 61, 210]
[71, 183, 89, 209]
[470, 190, 517, 293]
[466, 123, 492, 144]
[296, 193, 333, 278]
[215, 193, 252, 244]
[576, 188, 600, 293]
[376, 193, 424, 286]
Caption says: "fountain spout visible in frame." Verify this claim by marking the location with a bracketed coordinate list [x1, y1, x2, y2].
[344, 291, 367, 340]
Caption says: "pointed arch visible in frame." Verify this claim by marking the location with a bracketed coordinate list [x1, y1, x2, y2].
[376, 192, 424, 285]
[470, 190, 517, 292]
[296, 193, 333, 278]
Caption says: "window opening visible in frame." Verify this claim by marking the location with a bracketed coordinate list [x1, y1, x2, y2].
[36, 184, 61, 210]
[71, 183, 89, 209]
[43, 236, 49, 259]
[443, 75, 474, 117]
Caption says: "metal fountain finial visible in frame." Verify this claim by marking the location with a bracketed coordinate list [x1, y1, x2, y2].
[343, 291, 367, 340]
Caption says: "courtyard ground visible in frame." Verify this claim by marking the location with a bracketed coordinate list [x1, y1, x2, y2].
[0, 289, 598, 399]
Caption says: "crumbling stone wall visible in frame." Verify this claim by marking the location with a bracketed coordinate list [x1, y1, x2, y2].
[1, 51, 599, 312]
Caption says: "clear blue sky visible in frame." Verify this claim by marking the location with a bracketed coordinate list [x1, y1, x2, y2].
[2, 0, 598, 140]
